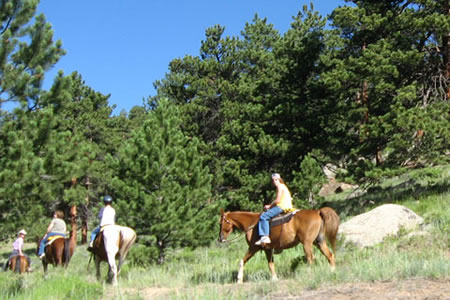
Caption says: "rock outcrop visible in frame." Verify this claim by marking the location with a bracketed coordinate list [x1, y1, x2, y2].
[339, 204, 424, 247]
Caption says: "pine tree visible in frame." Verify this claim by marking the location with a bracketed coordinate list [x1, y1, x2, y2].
[0, 107, 87, 237]
[40, 71, 115, 242]
[109, 99, 216, 264]
[0, 0, 65, 109]
[291, 153, 327, 209]
[319, 0, 450, 182]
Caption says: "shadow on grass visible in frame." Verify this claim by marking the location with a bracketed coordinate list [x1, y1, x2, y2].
[323, 180, 449, 218]
[189, 270, 238, 284]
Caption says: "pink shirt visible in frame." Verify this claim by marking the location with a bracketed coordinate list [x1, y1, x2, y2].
[13, 236, 24, 251]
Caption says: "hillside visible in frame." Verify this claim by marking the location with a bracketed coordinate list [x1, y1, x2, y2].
[0, 165, 449, 299]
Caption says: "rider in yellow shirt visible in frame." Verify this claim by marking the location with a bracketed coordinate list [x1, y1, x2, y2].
[255, 173, 293, 245]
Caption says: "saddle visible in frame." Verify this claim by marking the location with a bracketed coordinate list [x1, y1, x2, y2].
[46, 235, 65, 246]
[269, 210, 300, 227]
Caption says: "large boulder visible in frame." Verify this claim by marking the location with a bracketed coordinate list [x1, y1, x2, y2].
[339, 204, 424, 248]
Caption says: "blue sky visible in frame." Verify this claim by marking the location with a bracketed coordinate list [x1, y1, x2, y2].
[37, 1, 345, 114]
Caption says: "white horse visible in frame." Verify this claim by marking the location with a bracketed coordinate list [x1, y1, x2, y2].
[93, 225, 136, 286]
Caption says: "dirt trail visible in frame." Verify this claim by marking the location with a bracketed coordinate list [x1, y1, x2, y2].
[269, 278, 450, 300]
[107, 278, 450, 299]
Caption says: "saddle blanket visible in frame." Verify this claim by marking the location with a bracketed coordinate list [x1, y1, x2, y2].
[46, 235, 65, 246]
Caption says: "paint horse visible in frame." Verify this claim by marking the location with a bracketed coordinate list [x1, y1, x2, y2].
[36, 206, 78, 274]
[90, 225, 136, 286]
[219, 207, 340, 283]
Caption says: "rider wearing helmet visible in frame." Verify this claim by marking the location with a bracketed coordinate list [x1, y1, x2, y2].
[88, 195, 116, 250]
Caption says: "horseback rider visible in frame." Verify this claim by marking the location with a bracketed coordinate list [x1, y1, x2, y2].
[38, 210, 67, 259]
[255, 173, 293, 246]
[88, 195, 116, 251]
[3, 229, 32, 272]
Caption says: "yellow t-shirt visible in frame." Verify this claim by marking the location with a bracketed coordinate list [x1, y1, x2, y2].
[277, 183, 293, 211]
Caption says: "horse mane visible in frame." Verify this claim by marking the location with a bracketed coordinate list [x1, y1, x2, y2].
[227, 211, 260, 231]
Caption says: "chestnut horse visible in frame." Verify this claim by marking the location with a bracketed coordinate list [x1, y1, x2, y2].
[218, 207, 340, 283]
[8, 255, 29, 274]
[36, 206, 78, 274]
[90, 225, 136, 286]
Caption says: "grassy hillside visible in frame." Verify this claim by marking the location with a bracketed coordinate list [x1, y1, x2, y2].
[0, 165, 449, 299]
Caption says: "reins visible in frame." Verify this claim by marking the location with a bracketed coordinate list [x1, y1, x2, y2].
[221, 214, 257, 244]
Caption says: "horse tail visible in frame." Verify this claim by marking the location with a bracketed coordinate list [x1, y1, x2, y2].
[319, 207, 340, 254]
[119, 226, 137, 259]
[63, 238, 71, 267]
[14, 257, 21, 273]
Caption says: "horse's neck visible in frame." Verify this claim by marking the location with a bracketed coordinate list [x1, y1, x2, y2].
[229, 211, 260, 231]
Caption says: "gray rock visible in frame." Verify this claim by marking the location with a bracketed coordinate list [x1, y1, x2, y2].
[339, 204, 424, 247]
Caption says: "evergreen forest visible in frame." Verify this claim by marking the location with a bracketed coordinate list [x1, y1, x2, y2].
[0, 0, 449, 265]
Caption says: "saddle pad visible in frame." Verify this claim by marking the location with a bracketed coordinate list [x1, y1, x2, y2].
[270, 210, 300, 227]
[46, 235, 64, 246]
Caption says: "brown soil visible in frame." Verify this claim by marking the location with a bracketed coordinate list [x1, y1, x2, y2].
[270, 278, 450, 300]
[107, 278, 450, 299]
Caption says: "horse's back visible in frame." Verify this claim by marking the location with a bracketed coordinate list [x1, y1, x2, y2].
[103, 225, 135, 240]
[102, 225, 136, 253]
[119, 225, 137, 241]
[293, 209, 323, 227]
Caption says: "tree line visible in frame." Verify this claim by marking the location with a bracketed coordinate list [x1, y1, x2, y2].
[0, 0, 449, 264]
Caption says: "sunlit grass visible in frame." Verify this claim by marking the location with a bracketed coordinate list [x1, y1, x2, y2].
[0, 165, 449, 299]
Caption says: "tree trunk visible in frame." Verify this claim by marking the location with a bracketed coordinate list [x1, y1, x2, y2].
[444, 1, 450, 99]
[81, 176, 91, 244]
[69, 205, 77, 257]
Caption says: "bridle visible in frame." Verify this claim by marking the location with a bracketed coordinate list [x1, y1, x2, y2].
[220, 213, 256, 243]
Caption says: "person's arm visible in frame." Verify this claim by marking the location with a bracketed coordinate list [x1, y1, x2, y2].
[264, 185, 283, 210]
[98, 208, 104, 221]
[18, 239, 24, 256]
[44, 221, 55, 236]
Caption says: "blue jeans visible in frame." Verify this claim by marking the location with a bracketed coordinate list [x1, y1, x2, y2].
[258, 206, 283, 237]
[38, 232, 65, 256]
[90, 226, 100, 243]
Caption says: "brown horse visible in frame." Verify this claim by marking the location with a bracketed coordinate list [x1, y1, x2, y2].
[36, 206, 78, 274]
[219, 207, 340, 283]
[8, 255, 29, 274]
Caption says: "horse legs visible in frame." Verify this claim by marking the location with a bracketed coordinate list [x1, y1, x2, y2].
[264, 249, 278, 281]
[315, 240, 336, 271]
[56, 247, 64, 266]
[237, 248, 257, 284]
[19, 257, 28, 274]
[10, 257, 16, 272]
[106, 250, 118, 286]
[302, 241, 315, 265]
[42, 261, 48, 276]
[94, 257, 102, 280]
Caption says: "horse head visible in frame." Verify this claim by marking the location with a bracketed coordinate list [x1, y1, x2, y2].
[218, 209, 234, 243]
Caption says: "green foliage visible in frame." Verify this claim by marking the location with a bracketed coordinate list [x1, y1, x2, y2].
[0, 166, 449, 298]
[0, 0, 449, 261]
[109, 99, 217, 264]
[322, 0, 450, 182]
[0, 108, 86, 238]
[291, 153, 327, 208]
[0, 0, 65, 109]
